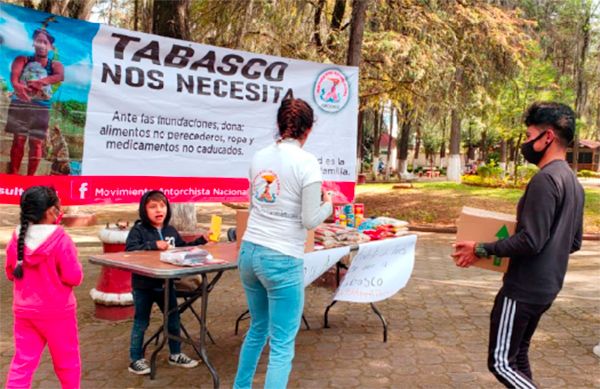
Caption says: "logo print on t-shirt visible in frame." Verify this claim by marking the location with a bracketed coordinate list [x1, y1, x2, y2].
[253, 170, 280, 204]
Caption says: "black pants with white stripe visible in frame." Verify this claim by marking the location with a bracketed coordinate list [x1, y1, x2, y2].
[487, 290, 552, 389]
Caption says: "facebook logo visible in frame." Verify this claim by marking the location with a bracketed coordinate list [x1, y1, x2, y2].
[78, 183, 88, 199]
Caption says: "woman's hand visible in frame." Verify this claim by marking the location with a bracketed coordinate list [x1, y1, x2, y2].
[13, 82, 31, 102]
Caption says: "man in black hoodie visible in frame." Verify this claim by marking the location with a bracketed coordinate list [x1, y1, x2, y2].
[126, 190, 207, 375]
[453, 102, 585, 389]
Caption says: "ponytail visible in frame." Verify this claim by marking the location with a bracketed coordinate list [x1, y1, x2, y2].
[14, 217, 29, 279]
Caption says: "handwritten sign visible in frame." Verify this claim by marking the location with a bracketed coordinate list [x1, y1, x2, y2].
[334, 235, 417, 303]
[303, 246, 350, 287]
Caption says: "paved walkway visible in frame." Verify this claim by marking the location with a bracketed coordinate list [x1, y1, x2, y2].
[0, 205, 599, 388]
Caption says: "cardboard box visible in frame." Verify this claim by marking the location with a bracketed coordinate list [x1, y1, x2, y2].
[456, 206, 516, 273]
[235, 209, 314, 253]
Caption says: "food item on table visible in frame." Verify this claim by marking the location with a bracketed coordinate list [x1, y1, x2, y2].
[314, 223, 370, 248]
[334, 205, 344, 224]
[338, 214, 347, 227]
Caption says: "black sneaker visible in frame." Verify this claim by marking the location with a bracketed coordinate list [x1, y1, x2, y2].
[128, 359, 151, 375]
[168, 353, 199, 368]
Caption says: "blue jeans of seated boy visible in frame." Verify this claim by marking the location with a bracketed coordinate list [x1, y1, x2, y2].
[130, 284, 181, 361]
[234, 241, 304, 389]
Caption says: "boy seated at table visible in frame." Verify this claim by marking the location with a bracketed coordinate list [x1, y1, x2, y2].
[125, 190, 208, 375]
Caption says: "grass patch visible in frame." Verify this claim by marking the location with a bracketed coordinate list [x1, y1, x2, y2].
[356, 181, 600, 233]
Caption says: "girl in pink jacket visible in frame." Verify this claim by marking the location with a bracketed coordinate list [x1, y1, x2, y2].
[5, 186, 83, 389]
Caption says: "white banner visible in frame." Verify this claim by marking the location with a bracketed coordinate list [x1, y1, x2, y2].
[0, 4, 358, 205]
[303, 246, 351, 287]
[82, 26, 359, 181]
[334, 235, 417, 303]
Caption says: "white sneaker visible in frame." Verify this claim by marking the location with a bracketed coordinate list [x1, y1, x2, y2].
[128, 359, 151, 375]
[168, 353, 199, 368]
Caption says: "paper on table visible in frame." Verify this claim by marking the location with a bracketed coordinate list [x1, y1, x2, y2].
[334, 235, 417, 303]
[160, 246, 225, 267]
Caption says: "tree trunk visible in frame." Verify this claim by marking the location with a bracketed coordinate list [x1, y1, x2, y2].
[141, 0, 153, 33]
[480, 130, 487, 161]
[512, 134, 523, 185]
[107, 0, 114, 25]
[134, 0, 139, 31]
[356, 104, 364, 173]
[499, 138, 507, 171]
[347, 0, 367, 180]
[346, 0, 367, 67]
[373, 108, 381, 156]
[447, 67, 464, 182]
[39, 0, 69, 15]
[327, 0, 346, 51]
[414, 126, 421, 162]
[397, 107, 413, 176]
[384, 107, 394, 180]
[331, 0, 346, 30]
[67, 0, 95, 20]
[447, 108, 462, 182]
[234, 0, 254, 49]
[153, 0, 190, 40]
[313, 0, 325, 49]
[572, 0, 592, 173]
[440, 118, 446, 163]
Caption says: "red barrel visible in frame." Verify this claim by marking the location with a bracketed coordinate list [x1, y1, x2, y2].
[91, 227, 134, 320]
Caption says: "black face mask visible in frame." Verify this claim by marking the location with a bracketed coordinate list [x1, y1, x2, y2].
[520, 131, 553, 165]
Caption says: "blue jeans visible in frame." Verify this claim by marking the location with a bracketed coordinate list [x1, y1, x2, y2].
[129, 284, 181, 361]
[234, 241, 304, 389]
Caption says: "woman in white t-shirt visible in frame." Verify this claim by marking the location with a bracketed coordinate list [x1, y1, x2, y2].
[234, 98, 333, 389]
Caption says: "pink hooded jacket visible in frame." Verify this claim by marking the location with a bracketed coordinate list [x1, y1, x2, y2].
[5, 225, 83, 318]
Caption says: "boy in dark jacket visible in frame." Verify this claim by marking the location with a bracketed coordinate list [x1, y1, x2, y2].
[453, 102, 584, 388]
[126, 190, 207, 375]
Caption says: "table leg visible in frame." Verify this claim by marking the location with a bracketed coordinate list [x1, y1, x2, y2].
[323, 252, 389, 342]
[150, 280, 170, 380]
[301, 314, 310, 330]
[199, 273, 220, 389]
[370, 303, 388, 343]
[323, 300, 337, 328]
[235, 309, 251, 335]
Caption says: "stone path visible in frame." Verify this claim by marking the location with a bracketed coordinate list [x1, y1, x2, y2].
[0, 206, 598, 388]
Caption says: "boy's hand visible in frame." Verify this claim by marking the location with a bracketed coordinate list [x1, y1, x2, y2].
[451, 241, 478, 268]
[156, 240, 170, 250]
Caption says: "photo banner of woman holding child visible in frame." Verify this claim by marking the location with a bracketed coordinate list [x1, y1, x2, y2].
[0, 3, 358, 205]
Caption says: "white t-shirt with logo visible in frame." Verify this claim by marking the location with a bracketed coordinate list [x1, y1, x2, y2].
[242, 140, 323, 258]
